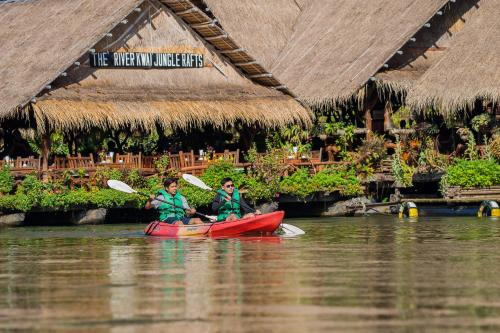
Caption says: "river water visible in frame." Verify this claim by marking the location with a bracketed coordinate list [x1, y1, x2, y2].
[1, 216, 500, 332]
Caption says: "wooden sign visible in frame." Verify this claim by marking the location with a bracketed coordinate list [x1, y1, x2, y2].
[90, 52, 204, 69]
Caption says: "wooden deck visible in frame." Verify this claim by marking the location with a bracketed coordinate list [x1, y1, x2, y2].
[2, 149, 347, 179]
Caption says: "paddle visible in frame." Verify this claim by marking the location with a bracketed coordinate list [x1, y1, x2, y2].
[107, 179, 215, 222]
[181, 174, 305, 236]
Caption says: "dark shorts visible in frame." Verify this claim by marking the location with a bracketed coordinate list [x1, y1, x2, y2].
[163, 216, 191, 225]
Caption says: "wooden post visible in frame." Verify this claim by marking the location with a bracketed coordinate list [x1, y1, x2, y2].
[364, 108, 373, 140]
[41, 132, 51, 180]
[383, 101, 393, 131]
[362, 91, 378, 140]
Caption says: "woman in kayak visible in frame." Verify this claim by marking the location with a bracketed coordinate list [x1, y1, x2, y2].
[212, 177, 261, 221]
[145, 178, 202, 225]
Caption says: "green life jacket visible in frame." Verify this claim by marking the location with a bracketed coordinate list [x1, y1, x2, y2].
[216, 188, 241, 221]
[157, 189, 185, 222]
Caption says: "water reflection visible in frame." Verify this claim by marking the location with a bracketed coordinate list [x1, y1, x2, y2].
[2, 217, 500, 332]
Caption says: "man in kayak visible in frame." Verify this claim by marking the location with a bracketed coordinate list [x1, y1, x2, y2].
[145, 178, 202, 225]
[212, 177, 261, 221]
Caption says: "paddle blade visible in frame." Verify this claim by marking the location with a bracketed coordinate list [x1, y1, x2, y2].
[182, 174, 213, 191]
[281, 223, 305, 236]
[107, 180, 137, 194]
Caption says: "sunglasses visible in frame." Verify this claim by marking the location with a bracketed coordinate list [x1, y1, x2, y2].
[225, 184, 234, 188]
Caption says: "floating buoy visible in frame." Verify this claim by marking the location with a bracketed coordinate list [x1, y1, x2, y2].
[477, 200, 500, 218]
[399, 201, 418, 218]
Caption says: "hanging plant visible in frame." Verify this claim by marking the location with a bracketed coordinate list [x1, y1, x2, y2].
[471, 114, 492, 134]
[280, 125, 310, 145]
[391, 106, 412, 129]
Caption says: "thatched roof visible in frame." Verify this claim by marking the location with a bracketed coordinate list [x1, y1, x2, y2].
[0, 0, 311, 131]
[204, 0, 449, 106]
[375, 0, 480, 96]
[405, 0, 500, 114]
[0, 0, 142, 116]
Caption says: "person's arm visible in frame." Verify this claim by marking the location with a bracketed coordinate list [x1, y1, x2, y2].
[181, 196, 190, 210]
[239, 196, 254, 214]
[211, 194, 225, 212]
[146, 195, 163, 210]
[240, 195, 261, 214]
[181, 195, 196, 216]
[145, 195, 154, 210]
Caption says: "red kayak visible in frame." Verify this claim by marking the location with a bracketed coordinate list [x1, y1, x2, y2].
[144, 211, 285, 237]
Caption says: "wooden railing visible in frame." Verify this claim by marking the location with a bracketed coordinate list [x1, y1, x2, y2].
[2, 149, 346, 177]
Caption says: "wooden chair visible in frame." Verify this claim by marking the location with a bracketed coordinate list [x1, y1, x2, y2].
[310, 148, 323, 163]
[52, 157, 69, 170]
[178, 150, 207, 176]
[168, 153, 182, 170]
[141, 155, 156, 169]
[14, 156, 41, 170]
[67, 154, 95, 169]
[129, 153, 142, 169]
[114, 153, 131, 164]
[224, 149, 240, 164]
[179, 150, 196, 168]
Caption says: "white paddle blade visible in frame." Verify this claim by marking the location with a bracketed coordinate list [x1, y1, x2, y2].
[182, 174, 213, 191]
[107, 180, 137, 194]
[281, 223, 305, 236]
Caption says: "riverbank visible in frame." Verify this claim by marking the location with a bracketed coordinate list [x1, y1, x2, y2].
[2, 197, 499, 228]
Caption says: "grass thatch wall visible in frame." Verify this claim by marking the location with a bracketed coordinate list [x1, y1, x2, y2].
[204, 0, 448, 107]
[406, 0, 500, 114]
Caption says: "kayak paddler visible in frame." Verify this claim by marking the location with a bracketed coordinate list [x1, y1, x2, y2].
[145, 178, 202, 225]
[211, 177, 261, 221]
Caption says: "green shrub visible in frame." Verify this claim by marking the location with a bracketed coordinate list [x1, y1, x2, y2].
[124, 169, 147, 189]
[0, 158, 364, 213]
[178, 160, 246, 208]
[154, 154, 170, 171]
[311, 166, 363, 197]
[0, 166, 14, 195]
[279, 168, 315, 199]
[200, 160, 245, 188]
[92, 167, 123, 188]
[391, 139, 415, 187]
[441, 159, 500, 189]
[0, 193, 32, 212]
[241, 175, 276, 204]
[280, 166, 363, 199]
